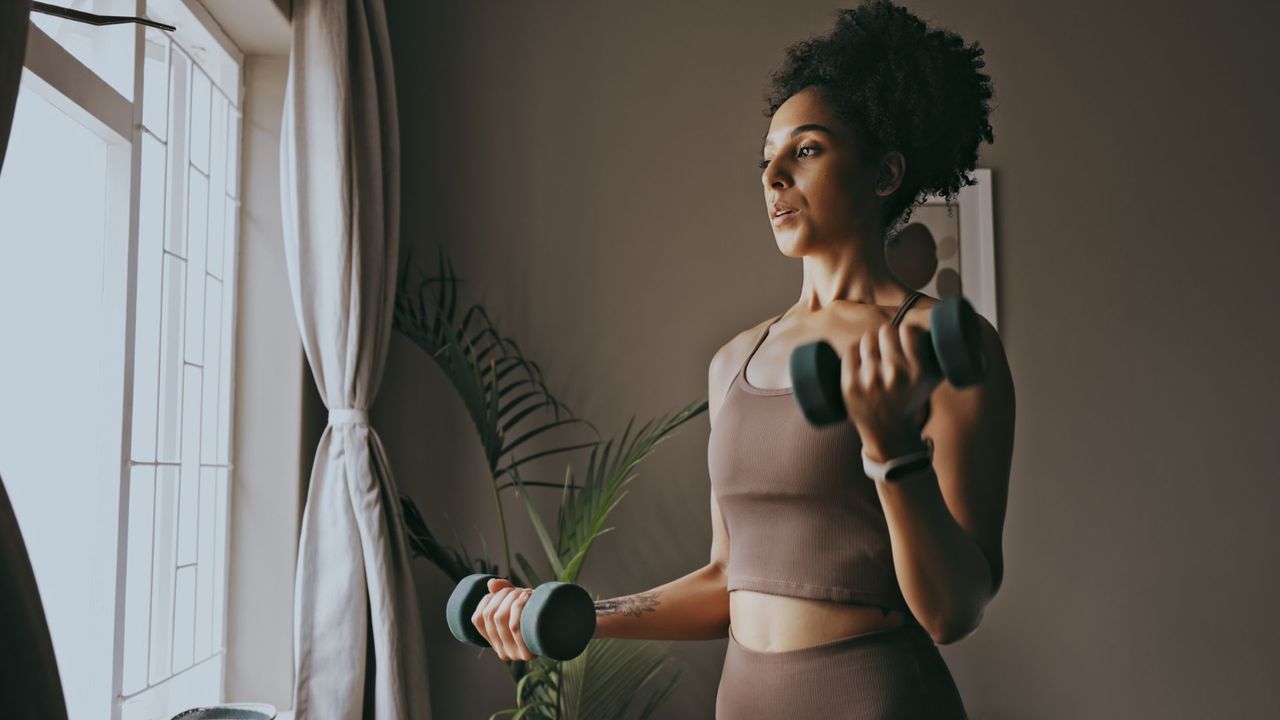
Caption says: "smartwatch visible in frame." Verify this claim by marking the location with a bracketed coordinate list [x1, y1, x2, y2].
[861, 437, 935, 483]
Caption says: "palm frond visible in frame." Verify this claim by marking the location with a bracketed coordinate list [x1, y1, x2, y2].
[559, 638, 682, 720]
[555, 398, 707, 583]
[393, 247, 601, 481]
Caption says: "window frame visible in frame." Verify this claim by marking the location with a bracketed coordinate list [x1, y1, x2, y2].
[16, 3, 246, 718]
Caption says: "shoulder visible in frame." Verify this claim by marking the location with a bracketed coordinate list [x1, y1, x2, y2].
[902, 295, 1007, 363]
[707, 316, 776, 427]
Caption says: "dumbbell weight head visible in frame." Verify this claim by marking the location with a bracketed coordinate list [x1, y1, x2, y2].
[930, 293, 987, 388]
[521, 581, 596, 662]
[790, 295, 988, 427]
[446, 573, 500, 648]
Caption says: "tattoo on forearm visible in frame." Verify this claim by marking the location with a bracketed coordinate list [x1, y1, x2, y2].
[594, 590, 661, 617]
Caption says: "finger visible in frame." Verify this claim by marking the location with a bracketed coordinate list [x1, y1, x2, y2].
[472, 592, 494, 647]
[842, 339, 862, 398]
[859, 327, 881, 388]
[477, 579, 513, 651]
[483, 588, 514, 659]
[509, 589, 535, 660]
[493, 588, 523, 661]
[899, 323, 926, 383]
[878, 322, 904, 387]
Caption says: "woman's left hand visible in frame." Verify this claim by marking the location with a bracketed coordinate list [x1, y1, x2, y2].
[840, 319, 942, 459]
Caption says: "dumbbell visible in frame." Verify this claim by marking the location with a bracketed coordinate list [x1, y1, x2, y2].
[790, 294, 988, 426]
[446, 573, 596, 662]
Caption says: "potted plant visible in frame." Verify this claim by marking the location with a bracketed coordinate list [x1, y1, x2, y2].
[394, 247, 704, 719]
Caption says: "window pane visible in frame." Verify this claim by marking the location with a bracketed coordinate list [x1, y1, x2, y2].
[207, 93, 227, 279]
[164, 48, 190, 257]
[212, 468, 229, 652]
[184, 169, 208, 365]
[189, 67, 211, 173]
[30, 0, 137, 101]
[131, 132, 167, 462]
[217, 209, 237, 463]
[122, 466, 157, 696]
[194, 467, 217, 660]
[177, 366, 201, 566]
[157, 255, 186, 462]
[201, 280, 222, 465]
[0, 81, 123, 720]
[142, 29, 169, 140]
[172, 565, 197, 672]
[149, 466, 179, 684]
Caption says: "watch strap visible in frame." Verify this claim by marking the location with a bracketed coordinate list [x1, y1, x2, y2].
[861, 437, 934, 483]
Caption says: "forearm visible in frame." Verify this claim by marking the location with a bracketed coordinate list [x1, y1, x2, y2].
[874, 462, 992, 644]
[593, 563, 730, 641]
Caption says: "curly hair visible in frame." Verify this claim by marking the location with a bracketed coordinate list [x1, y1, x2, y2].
[763, 0, 995, 234]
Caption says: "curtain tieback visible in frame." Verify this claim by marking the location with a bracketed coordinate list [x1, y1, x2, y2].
[329, 407, 369, 426]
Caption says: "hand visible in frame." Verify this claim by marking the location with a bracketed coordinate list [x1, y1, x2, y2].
[471, 578, 535, 661]
[840, 319, 940, 458]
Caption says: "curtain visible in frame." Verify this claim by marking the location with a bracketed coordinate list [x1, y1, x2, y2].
[1, 0, 30, 168]
[279, 0, 430, 718]
[0, 4, 69, 719]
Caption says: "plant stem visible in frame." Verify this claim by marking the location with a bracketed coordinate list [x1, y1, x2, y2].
[489, 468, 513, 580]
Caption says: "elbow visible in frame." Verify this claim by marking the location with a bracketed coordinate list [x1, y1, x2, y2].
[927, 608, 983, 646]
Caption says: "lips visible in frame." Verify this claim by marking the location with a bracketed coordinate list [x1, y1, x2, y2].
[771, 201, 799, 218]
[771, 203, 800, 225]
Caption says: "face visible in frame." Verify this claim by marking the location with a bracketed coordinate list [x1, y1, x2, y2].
[759, 86, 903, 256]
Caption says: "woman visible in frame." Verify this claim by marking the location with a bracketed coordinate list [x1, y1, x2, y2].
[472, 2, 1014, 717]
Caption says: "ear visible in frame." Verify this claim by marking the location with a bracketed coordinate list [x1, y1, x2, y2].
[875, 150, 906, 198]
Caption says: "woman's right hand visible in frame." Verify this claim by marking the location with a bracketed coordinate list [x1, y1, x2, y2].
[471, 577, 535, 661]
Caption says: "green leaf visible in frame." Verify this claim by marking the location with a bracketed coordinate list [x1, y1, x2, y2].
[514, 552, 543, 589]
[511, 470, 564, 578]
[494, 442, 598, 479]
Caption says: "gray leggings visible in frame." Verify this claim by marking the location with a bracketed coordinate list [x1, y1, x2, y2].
[715, 621, 967, 719]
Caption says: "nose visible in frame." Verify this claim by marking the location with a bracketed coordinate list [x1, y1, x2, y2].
[761, 159, 791, 190]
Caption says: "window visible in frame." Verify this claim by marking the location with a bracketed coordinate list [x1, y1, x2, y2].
[0, 3, 243, 719]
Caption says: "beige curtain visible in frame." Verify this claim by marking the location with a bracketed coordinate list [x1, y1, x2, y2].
[279, 0, 431, 717]
[0, 4, 69, 719]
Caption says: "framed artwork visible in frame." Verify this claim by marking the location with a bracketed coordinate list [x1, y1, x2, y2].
[885, 168, 998, 330]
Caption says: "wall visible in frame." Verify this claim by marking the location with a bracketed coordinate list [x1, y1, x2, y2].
[381, 1, 1280, 717]
[224, 53, 303, 711]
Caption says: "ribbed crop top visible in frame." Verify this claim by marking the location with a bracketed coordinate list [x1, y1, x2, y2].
[707, 292, 930, 614]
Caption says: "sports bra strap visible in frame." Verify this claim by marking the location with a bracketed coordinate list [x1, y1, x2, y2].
[719, 292, 924, 407]
[891, 291, 924, 326]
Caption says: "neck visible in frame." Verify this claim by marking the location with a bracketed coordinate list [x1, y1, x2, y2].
[795, 235, 910, 312]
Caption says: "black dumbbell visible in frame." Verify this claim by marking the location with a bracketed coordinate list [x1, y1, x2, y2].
[790, 295, 988, 426]
[446, 573, 596, 662]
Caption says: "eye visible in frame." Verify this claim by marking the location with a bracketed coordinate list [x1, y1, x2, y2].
[758, 145, 818, 170]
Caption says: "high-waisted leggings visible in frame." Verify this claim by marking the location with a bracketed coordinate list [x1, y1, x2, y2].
[715, 622, 967, 719]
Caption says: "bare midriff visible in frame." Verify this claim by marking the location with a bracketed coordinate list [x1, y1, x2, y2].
[728, 589, 907, 653]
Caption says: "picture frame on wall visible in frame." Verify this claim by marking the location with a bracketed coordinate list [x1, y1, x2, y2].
[885, 168, 998, 330]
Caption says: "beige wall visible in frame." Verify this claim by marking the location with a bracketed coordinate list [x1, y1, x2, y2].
[380, 0, 1280, 717]
[225, 54, 303, 710]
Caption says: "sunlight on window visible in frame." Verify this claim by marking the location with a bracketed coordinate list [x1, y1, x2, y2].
[29, 0, 137, 101]
[3, 9, 243, 718]
[0, 82, 122, 720]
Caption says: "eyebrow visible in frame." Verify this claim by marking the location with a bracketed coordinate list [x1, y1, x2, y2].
[761, 123, 835, 154]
